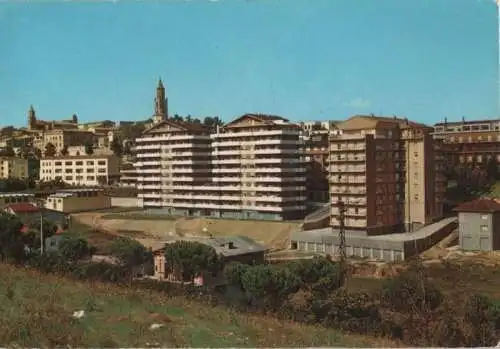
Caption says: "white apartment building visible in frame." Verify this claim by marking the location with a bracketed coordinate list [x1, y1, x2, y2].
[39, 155, 120, 186]
[135, 120, 212, 210]
[135, 114, 307, 221]
[209, 114, 306, 220]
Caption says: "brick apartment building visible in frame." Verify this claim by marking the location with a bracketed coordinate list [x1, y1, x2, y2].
[329, 115, 446, 235]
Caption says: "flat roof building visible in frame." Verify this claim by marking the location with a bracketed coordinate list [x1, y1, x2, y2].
[44, 188, 111, 213]
[454, 198, 500, 251]
[40, 155, 120, 186]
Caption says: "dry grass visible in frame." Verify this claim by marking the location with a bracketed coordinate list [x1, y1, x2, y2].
[0, 263, 397, 348]
[73, 212, 299, 248]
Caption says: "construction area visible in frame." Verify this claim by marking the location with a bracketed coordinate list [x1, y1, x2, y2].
[71, 209, 300, 251]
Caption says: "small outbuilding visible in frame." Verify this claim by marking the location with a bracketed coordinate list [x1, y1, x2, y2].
[453, 198, 500, 251]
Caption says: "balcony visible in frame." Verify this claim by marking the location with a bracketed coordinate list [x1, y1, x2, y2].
[136, 153, 161, 159]
[137, 176, 162, 182]
[212, 130, 299, 139]
[330, 165, 366, 173]
[330, 155, 366, 162]
[329, 144, 366, 152]
[137, 135, 211, 142]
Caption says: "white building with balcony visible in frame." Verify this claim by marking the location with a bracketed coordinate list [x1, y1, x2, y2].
[208, 114, 306, 220]
[134, 114, 307, 221]
[135, 119, 212, 211]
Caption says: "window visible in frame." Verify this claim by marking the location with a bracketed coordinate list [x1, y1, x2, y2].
[481, 215, 489, 220]
[86, 161, 94, 166]
[75, 161, 83, 166]
[65, 161, 72, 166]
[480, 225, 489, 233]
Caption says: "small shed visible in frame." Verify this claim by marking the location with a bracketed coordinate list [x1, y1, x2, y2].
[453, 198, 500, 251]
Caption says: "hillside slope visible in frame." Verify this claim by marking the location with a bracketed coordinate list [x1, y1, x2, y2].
[0, 264, 396, 348]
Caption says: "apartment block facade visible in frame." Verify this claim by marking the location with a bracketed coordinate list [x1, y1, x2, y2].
[329, 115, 445, 235]
[210, 114, 306, 220]
[300, 121, 337, 203]
[135, 114, 306, 221]
[135, 119, 213, 210]
[0, 157, 30, 179]
[39, 155, 120, 186]
[432, 118, 500, 167]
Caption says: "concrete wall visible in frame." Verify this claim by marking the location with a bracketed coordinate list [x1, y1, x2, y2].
[290, 218, 457, 262]
[493, 212, 500, 250]
[110, 197, 138, 207]
[459, 212, 492, 251]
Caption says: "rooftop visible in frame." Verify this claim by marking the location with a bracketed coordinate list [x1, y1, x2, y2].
[338, 115, 430, 132]
[42, 154, 116, 160]
[5, 203, 39, 213]
[453, 198, 500, 213]
[0, 192, 35, 198]
[153, 235, 267, 257]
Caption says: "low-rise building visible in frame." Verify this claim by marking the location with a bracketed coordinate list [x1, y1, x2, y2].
[44, 188, 111, 213]
[454, 198, 500, 251]
[40, 155, 120, 186]
[0, 193, 35, 207]
[153, 236, 266, 286]
[0, 157, 34, 179]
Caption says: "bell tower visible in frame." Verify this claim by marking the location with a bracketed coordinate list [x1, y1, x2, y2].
[28, 105, 37, 130]
[153, 78, 168, 124]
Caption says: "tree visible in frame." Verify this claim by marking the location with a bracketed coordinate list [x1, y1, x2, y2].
[33, 147, 42, 159]
[286, 257, 343, 296]
[59, 236, 95, 262]
[44, 142, 57, 157]
[0, 146, 15, 157]
[108, 237, 151, 281]
[18, 145, 31, 159]
[60, 145, 69, 156]
[224, 261, 251, 290]
[123, 141, 132, 156]
[486, 157, 500, 181]
[0, 213, 27, 263]
[84, 141, 94, 156]
[172, 114, 183, 122]
[381, 267, 443, 313]
[203, 116, 224, 128]
[24, 218, 58, 250]
[163, 240, 221, 282]
[110, 137, 123, 157]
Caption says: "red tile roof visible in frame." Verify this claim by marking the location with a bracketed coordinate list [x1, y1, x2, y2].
[6, 203, 39, 213]
[453, 198, 500, 213]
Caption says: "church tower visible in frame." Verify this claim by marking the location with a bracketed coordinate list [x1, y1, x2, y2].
[153, 78, 168, 124]
[28, 105, 37, 130]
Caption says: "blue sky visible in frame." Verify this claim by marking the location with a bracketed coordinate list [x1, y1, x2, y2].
[0, 0, 497, 126]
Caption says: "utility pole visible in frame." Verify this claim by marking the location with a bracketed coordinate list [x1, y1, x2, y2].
[40, 212, 44, 255]
[338, 200, 348, 286]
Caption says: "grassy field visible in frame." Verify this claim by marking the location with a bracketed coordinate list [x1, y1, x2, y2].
[0, 264, 397, 348]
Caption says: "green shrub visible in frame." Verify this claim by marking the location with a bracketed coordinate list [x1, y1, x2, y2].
[381, 268, 443, 313]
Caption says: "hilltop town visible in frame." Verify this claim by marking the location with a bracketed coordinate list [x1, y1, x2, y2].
[0, 79, 500, 346]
